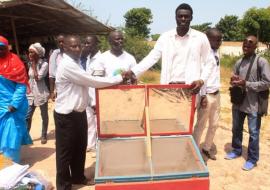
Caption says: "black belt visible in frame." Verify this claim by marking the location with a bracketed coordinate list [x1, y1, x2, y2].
[207, 90, 219, 95]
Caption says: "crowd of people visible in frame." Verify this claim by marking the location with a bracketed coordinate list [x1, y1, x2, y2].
[0, 3, 270, 190]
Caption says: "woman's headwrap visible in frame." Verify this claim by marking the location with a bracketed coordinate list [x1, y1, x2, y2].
[0, 36, 29, 90]
[29, 42, 45, 57]
[0, 36, 8, 47]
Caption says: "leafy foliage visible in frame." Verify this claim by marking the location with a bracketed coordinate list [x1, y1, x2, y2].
[220, 54, 241, 68]
[123, 35, 152, 63]
[124, 8, 153, 38]
[216, 15, 244, 41]
[151, 34, 160, 41]
[191, 22, 212, 33]
[261, 49, 270, 63]
[241, 8, 270, 48]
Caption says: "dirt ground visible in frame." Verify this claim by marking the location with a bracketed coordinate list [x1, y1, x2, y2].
[21, 69, 270, 190]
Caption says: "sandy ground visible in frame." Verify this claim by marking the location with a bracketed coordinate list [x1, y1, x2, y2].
[21, 73, 270, 190]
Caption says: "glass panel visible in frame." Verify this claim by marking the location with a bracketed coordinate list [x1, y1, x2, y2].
[98, 138, 150, 177]
[152, 136, 205, 174]
[98, 88, 145, 135]
[148, 87, 193, 134]
[97, 136, 205, 178]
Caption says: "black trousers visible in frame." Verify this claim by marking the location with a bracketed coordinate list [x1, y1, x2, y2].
[54, 110, 88, 190]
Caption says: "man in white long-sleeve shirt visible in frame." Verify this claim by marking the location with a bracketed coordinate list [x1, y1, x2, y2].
[124, 3, 215, 93]
[193, 28, 222, 161]
[54, 35, 123, 190]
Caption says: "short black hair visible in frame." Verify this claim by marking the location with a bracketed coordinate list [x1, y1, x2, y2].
[205, 28, 221, 38]
[175, 3, 193, 15]
[85, 35, 99, 44]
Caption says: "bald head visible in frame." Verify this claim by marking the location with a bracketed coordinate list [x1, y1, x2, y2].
[108, 31, 124, 56]
[64, 35, 81, 61]
[242, 35, 257, 57]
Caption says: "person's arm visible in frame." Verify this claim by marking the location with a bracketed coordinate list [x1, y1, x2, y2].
[200, 35, 216, 84]
[49, 50, 57, 79]
[246, 57, 270, 92]
[9, 83, 27, 112]
[48, 51, 58, 100]
[131, 35, 164, 77]
[189, 36, 215, 94]
[64, 62, 123, 88]
[36, 61, 48, 80]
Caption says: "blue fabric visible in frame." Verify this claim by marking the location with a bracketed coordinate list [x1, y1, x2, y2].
[0, 75, 32, 163]
[80, 57, 87, 71]
[232, 109, 261, 164]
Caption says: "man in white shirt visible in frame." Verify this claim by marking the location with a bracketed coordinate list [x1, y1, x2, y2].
[54, 35, 123, 190]
[81, 35, 102, 153]
[123, 3, 215, 93]
[97, 31, 137, 78]
[193, 28, 222, 161]
[48, 34, 64, 100]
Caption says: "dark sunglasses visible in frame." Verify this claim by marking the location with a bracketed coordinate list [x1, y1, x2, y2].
[244, 39, 256, 44]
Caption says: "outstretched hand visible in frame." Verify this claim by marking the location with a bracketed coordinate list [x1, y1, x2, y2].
[121, 70, 137, 85]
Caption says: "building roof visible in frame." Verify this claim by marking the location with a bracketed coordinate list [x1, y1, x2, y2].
[0, 0, 113, 39]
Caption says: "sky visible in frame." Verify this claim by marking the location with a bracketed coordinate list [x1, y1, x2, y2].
[73, 0, 269, 34]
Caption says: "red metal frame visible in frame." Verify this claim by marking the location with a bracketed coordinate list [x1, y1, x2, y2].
[95, 177, 209, 190]
[96, 84, 196, 138]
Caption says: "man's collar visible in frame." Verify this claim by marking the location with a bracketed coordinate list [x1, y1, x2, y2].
[63, 53, 80, 63]
[174, 27, 192, 38]
[90, 50, 101, 59]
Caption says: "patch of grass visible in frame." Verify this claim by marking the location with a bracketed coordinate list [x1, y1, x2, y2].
[138, 70, 160, 84]
[220, 54, 241, 68]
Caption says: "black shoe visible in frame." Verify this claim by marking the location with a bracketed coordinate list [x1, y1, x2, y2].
[72, 178, 94, 186]
[202, 149, 216, 160]
[41, 137, 47, 144]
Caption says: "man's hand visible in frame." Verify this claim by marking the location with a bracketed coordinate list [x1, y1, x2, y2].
[200, 96, 208, 109]
[50, 92, 56, 101]
[121, 71, 137, 85]
[190, 79, 204, 94]
[8, 105, 16, 112]
[91, 106, 96, 115]
[232, 79, 246, 87]
[230, 74, 240, 85]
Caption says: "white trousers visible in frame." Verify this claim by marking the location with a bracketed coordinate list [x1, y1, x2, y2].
[193, 93, 220, 151]
[86, 106, 97, 150]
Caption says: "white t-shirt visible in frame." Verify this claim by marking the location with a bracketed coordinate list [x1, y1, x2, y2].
[96, 50, 137, 77]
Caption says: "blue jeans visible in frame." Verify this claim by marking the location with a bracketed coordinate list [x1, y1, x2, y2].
[26, 102, 49, 138]
[232, 109, 261, 164]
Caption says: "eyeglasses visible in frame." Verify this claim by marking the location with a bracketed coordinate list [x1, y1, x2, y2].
[244, 39, 256, 44]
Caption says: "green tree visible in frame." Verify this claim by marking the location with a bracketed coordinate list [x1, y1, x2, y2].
[191, 22, 212, 33]
[151, 34, 160, 41]
[241, 7, 270, 48]
[124, 8, 153, 38]
[216, 15, 244, 41]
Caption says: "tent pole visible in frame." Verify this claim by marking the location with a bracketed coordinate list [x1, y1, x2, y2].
[11, 18, 20, 55]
